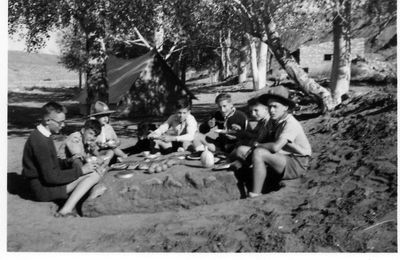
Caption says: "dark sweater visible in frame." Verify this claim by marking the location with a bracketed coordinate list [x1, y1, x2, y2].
[200, 108, 248, 134]
[22, 129, 83, 185]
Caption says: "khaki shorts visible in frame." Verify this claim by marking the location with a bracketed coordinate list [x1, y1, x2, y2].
[281, 154, 310, 180]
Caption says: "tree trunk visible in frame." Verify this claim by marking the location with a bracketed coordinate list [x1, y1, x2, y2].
[78, 68, 82, 89]
[330, 1, 351, 104]
[262, 15, 335, 111]
[86, 32, 109, 114]
[257, 38, 268, 90]
[219, 31, 226, 81]
[180, 53, 187, 84]
[154, 5, 164, 51]
[224, 29, 233, 78]
[238, 35, 248, 83]
[247, 34, 259, 90]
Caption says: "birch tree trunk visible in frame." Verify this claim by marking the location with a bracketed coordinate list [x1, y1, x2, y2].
[247, 34, 259, 90]
[238, 35, 248, 83]
[86, 32, 109, 114]
[224, 29, 233, 78]
[262, 15, 335, 111]
[154, 5, 164, 51]
[257, 38, 268, 90]
[330, 0, 351, 104]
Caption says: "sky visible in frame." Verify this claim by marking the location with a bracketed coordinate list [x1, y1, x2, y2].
[8, 30, 61, 55]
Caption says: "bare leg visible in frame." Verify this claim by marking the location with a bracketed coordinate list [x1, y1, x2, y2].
[154, 139, 172, 150]
[58, 172, 101, 215]
[113, 148, 127, 158]
[251, 148, 287, 194]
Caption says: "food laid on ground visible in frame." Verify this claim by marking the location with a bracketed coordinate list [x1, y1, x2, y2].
[110, 163, 128, 170]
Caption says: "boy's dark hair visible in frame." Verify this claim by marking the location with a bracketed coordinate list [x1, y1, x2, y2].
[176, 98, 191, 110]
[215, 93, 232, 104]
[41, 102, 67, 117]
[83, 119, 102, 136]
[247, 97, 261, 107]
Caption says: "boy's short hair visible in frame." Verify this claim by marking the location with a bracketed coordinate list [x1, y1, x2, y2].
[41, 102, 67, 117]
[176, 98, 191, 110]
[215, 93, 232, 104]
[247, 97, 261, 107]
[83, 119, 102, 136]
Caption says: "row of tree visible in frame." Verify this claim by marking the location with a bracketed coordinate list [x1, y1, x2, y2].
[9, 0, 396, 112]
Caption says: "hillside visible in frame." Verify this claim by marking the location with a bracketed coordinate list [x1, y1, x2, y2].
[8, 51, 78, 89]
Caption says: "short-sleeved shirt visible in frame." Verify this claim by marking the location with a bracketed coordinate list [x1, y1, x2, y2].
[152, 113, 198, 142]
[58, 131, 87, 159]
[96, 124, 119, 145]
[264, 114, 312, 156]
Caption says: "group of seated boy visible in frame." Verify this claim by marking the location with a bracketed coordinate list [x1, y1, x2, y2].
[21, 85, 311, 217]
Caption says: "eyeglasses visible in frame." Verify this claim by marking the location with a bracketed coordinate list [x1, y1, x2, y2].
[49, 118, 66, 127]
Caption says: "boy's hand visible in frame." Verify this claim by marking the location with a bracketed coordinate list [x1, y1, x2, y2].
[82, 162, 96, 174]
[72, 153, 84, 160]
[160, 135, 176, 142]
[231, 124, 242, 131]
[106, 139, 117, 148]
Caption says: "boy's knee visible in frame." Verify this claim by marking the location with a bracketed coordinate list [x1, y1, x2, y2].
[252, 147, 271, 159]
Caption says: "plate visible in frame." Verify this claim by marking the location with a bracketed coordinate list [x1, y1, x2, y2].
[214, 129, 227, 134]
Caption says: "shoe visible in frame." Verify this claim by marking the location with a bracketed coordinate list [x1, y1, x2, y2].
[212, 163, 232, 171]
[186, 151, 202, 160]
[146, 152, 161, 159]
[54, 212, 79, 218]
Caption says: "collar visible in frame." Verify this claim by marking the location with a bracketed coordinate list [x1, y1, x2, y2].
[37, 124, 51, 137]
[224, 107, 236, 119]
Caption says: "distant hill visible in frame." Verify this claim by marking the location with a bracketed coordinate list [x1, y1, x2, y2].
[8, 51, 78, 89]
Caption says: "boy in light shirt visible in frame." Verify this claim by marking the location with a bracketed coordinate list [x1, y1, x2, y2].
[147, 98, 197, 154]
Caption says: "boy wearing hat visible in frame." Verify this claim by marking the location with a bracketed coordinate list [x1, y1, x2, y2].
[22, 102, 104, 217]
[89, 101, 128, 163]
[248, 86, 312, 198]
[214, 97, 270, 171]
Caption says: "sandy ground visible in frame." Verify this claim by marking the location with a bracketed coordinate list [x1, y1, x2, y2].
[6, 84, 398, 252]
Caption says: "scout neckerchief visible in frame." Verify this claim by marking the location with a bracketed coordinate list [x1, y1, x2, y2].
[223, 107, 236, 130]
[265, 113, 290, 142]
[175, 114, 188, 136]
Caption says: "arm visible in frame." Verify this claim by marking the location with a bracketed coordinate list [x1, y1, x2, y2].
[148, 117, 171, 138]
[35, 139, 83, 185]
[175, 116, 197, 142]
[255, 137, 288, 153]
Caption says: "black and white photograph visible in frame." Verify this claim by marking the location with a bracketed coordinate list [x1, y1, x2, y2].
[4, 0, 398, 254]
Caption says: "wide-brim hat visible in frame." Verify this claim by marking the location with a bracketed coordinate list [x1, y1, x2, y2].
[88, 101, 115, 117]
[258, 85, 296, 109]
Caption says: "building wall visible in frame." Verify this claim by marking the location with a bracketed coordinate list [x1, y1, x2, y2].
[299, 38, 365, 78]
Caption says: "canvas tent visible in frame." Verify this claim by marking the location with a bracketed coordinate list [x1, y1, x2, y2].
[76, 50, 196, 117]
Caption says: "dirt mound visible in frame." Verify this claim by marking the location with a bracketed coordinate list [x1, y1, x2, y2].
[78, 90, 397, 252]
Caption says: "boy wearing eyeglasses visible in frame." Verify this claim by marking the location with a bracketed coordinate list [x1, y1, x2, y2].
[22, 102, 105, 217]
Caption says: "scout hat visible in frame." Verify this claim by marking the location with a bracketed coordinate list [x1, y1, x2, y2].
[88, 101, 115, 117]
[258, 85, 296, 109]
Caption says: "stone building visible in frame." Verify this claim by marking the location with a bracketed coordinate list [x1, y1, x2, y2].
[292, 38, 365, 78]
